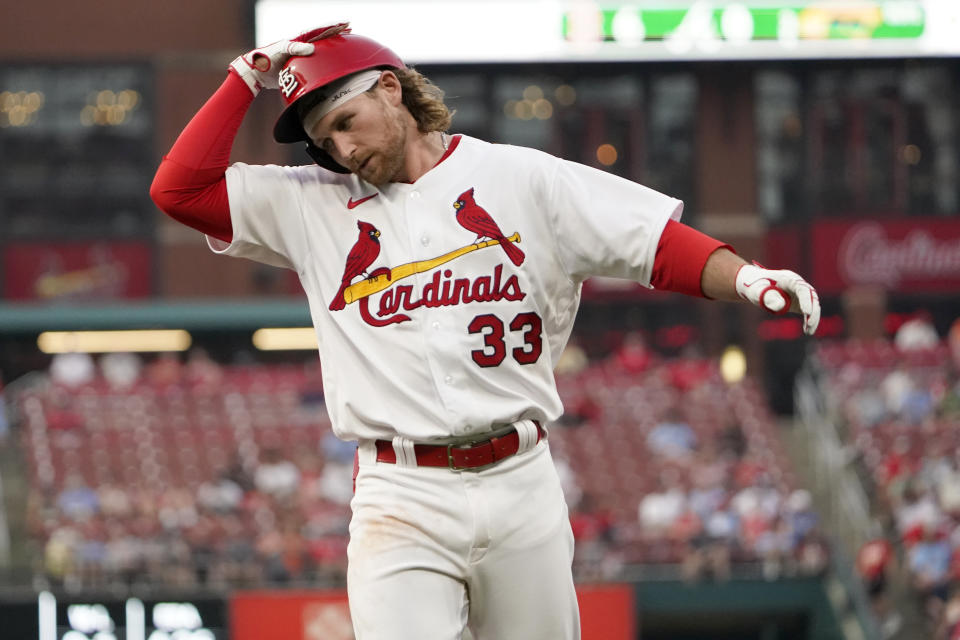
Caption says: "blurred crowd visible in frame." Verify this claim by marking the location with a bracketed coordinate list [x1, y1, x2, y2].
[820, 313, 960, 639]
[20, 349, 352, 591]
[553, 335, 829, 584]
[6, 334, 832, 593]
[569, 465, 827, 584]
[30, 444, 353, 591]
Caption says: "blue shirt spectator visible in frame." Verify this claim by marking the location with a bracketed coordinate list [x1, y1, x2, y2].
[58, 475, 99, 521]
[647, 411, 697, 459]
[908, 537, 951, 584]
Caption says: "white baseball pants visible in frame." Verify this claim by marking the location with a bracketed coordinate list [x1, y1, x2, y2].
[347, 428, 579, 640]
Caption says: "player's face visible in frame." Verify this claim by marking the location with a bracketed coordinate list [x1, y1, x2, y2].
[308, 85, 407, 186]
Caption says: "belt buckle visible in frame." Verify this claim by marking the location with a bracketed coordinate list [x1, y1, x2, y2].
[446, 440, 497, 472]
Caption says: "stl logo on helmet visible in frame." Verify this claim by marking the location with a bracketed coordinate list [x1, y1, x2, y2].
[329, 188, 527, 328]
[278, 67, 300, 98]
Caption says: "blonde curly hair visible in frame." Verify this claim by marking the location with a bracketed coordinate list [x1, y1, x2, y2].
[393, 67, 454, 133]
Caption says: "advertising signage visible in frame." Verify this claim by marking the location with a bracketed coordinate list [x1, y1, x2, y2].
[230, 585, 635, 640]
[810, 218, 960, 294]
[256, 1, 959, 63]
[0, 585, 633, 639]
[0, 593, 227, 640]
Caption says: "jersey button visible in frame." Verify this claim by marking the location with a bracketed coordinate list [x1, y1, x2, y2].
[444, 375, 454, 385]
[420, 236, 430, 246]
[410, 191, 421, 199]
[432, 321, 440, 330]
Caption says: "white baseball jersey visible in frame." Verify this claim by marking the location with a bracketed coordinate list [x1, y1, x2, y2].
[210, 135, 681, 442]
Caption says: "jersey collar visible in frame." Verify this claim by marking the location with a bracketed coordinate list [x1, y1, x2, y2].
[395, 134, 462, 185]
[434, 134, 462, 168]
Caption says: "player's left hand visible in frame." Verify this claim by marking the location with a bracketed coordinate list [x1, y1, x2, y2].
[735, 263, 820, 336]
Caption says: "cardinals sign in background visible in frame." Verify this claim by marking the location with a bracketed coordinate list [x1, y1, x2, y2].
[810, 218, 960, 294]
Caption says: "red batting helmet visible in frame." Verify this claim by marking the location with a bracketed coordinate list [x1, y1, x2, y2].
[272, 25, 404, 160]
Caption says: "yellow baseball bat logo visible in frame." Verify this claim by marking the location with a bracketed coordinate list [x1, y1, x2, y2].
[343, 233, 521, 304]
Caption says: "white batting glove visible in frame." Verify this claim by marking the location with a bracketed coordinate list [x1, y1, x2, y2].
[230, 38, 315, 96]
[230, 24, 350, 96]
[735, 263, 821, 336]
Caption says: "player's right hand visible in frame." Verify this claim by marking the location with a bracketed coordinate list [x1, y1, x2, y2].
[229, 37, 313, 96]
[229, 24, 350, 96]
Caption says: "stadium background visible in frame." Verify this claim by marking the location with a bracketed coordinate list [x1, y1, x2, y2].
[1, 1, 959, 638]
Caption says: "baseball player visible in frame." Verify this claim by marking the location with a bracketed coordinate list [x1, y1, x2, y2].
[150, 24, 820, 640]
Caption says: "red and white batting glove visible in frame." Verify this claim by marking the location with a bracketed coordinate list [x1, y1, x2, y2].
[735, 263, 821, 336]
[230, 39, 314, 96]
[229, 24, 350, 96]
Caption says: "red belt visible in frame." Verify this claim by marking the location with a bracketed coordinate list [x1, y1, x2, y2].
[375, 422, 543, 471]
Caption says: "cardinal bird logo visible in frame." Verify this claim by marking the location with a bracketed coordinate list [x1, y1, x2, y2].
[329, 221, 388, 311]
[453, 188, 525, 267]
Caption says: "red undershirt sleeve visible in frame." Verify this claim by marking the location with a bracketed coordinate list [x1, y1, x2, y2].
[149, 70, 255, 244]
[650, 219, 733, 298]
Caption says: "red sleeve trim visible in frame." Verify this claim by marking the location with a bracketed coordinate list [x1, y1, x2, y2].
[650, 219, 733, 298]
[151, 159, 232, 243]
[150, 72, 254, 244]
[165, 71, 254, 169]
